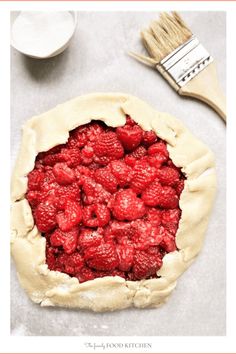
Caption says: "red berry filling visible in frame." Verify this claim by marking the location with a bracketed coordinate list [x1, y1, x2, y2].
[26, 117, 185, 282]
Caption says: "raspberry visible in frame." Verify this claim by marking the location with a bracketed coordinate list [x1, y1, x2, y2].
[124, 155, 136, 167]
[53, 163, 76, 185]
[125, 145, 147, 165]
[81, 177, 111, 205]
[125, 146, 147, 168]
[130, 161, 157, 193]
[110, 160, 133, 187]
[34, 202, 57, 233]
[87, 162, 101, 170]
[41, 152, 70, 166]
[50, 227, 78, 254]
[131, 220, 164, 250]
[78, 228, 104, 249]
[84, 243, 119, 271]
[94, 131, 124, 160]
[58, 252, 84, 275]
[76, 266, 95, 283]
[94, 155, 112, 166]
[75, 165, 95, 180]
[116, 244, 134, 271]
[161, 208, 181, 235]
[104, 220, 134, 243]
[132, 250, 162, 280]
[148, 153, 168, 169]
[142, 183, 158, 207]
[143, 130, 157, 146]
[35, 182, 78, 212]
[146, 246, 163, 256]
[160, 230, 177, 252]
[56, 200, 82, 232]
[65, 253, 84, 273]
[63, 148, 81, 168]
[116, 125, 143, 151]
[163, 223, 178, 235]
[125, 115, 136, 126]
[45, 244, 57, 270]
[81, 146, 94, 158]
[157, 166, 180, 187]
[26, 190, 42, 207]
[157, 187, 179, 209]
[53, 182, 80, 210]
[86, 122, 105, 141]
[82, 204, 110, 227]
[131, 145, 147, 159]
[68, 127, 87, 148]
[141, 179, 179, 209]
[145, 208, 162, 227]
[111, 189, 146, 221]
[162, 208, 181, 225]
[81, 146, 94, 165]
[39, 170, 56, 191]
[27, 169, 44, 190]
[175, 179, 185, 196]
[148, 142, 169, 158]
[94, 166, 118, 193]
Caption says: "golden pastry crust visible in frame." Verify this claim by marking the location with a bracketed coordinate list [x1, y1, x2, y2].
[11, 93, 216, 312]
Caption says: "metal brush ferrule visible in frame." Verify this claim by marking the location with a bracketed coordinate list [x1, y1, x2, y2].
[159, 36, 213, 87]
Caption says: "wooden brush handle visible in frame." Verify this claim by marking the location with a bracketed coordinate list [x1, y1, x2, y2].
[179, 62, 226, 122]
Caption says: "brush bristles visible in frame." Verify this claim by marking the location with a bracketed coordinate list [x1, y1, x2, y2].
[133, 12, 192, 66]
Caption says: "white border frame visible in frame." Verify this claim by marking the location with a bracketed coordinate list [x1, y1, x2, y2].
[1, 1, 235, 353]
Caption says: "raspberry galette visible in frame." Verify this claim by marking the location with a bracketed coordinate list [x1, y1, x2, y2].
[11, 93, 216, 311]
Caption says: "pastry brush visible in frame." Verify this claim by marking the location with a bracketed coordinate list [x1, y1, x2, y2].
[130, 12, 226, 122]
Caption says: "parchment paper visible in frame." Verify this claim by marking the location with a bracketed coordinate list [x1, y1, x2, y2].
[11, 11, 226, 336]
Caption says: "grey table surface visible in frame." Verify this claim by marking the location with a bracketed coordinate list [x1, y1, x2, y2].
[11, 11, 226, 336]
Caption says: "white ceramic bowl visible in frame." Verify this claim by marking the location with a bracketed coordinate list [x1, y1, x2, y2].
[11, 11, 77, 59]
